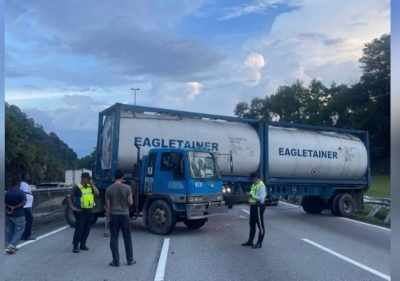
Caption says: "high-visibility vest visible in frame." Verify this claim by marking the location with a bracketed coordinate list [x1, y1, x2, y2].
[77, 183, 95, 209]
[248, 180, 266, 204]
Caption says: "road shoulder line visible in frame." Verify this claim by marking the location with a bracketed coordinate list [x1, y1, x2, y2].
[339, 217, 390, 231]
[302, 238, 390, 281]
[15, 225, 70, 249]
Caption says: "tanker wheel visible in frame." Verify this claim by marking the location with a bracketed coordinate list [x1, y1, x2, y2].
[183, 218, 207, 229]
[335, 194, 355, 218]
[330, 194, 342, 216]
[301, 196, 324, 214]
[65, 206, 99, 228]
[65, 205, 76, 228]
[148, 200, 176, 235]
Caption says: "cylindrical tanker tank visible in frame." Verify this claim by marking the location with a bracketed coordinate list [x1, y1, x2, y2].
[268, 126, 368, 180]
[100, 108, 368, 181]
[100, 110, 261, 176]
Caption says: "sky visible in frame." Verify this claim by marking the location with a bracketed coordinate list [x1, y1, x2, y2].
[5, 0, 390, 157]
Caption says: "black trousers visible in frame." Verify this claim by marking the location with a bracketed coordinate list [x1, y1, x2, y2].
[22, 208, 34, 238]
[247, 203, 266, 244]
[110, 214, 133, 265]
[73, 209, 93, 246]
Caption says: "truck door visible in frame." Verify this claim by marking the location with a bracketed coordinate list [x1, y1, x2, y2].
[154, 152, 186, 194]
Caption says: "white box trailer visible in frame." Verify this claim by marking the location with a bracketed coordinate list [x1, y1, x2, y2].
[65, 169, 92, 186]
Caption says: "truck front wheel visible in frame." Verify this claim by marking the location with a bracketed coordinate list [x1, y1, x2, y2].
[148, 200, 177, 235]
[183, 218, 207, 229]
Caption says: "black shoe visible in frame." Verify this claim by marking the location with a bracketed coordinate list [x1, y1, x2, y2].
[24, 237, 36, 241]
[252, 243, 262, 249]
[73, 244, 80, 253]
[79, 245, 89, 250]
[241, 241, 254, 246]
[109, 262, 119, 267]
[127, 260, 136, 266]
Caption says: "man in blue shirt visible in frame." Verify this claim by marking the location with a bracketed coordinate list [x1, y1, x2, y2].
[5, 177, 27, 254]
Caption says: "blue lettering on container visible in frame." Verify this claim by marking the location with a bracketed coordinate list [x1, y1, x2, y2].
[134, 137, 219, 152]
[278, 147, 338, 159]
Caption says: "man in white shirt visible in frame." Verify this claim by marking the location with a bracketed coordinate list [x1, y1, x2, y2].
[20, 174, 36, 240]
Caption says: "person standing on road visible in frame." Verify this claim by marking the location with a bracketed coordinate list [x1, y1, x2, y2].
[105, 169, 135, 267]
[66, 172, 100, 253]
[5, 177, 27, 254]
[20, 173, 36, 241]
[242, 172, 266, 249]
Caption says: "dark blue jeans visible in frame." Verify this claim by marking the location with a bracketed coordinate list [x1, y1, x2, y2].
[7, 216, 25, 248]
[22, 208, 34, 239]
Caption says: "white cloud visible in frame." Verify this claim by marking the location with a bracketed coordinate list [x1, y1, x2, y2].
[243, 52, 265, 86]
[187, 82, 202, 101]
[242, 0, 390, 94]
[218, 0, 306, 20]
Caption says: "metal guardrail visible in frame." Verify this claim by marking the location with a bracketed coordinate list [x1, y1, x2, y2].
[363, 196, 391, 223]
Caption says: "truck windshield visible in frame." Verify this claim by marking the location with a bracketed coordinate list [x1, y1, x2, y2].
[188, 151, 220, 179]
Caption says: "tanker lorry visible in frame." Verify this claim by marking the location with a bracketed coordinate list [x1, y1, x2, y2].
[62, 103, 228, 235]
[62, 103, 370, 234]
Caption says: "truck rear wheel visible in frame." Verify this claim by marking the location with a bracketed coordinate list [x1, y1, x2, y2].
[301, 196, 324, 214]
[65, 206, 99, 228]
[183, 218, 207, 229]
[334, 194, 355, 217]
[148, 200, 176, 235]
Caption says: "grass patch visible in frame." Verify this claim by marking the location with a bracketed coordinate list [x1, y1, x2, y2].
[366, 175, 390, 198]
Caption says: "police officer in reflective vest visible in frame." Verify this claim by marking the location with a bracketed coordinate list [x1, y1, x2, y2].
[242, 172, 266, 249]
[67, 172, 100, 253]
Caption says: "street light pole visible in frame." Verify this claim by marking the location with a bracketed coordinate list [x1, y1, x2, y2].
[131, 88, 140, 105]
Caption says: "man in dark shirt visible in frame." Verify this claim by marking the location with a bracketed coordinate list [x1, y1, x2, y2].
[66, 172, 99, 253]
[105, 169, 135, 267]
[5, 177, 27, 254]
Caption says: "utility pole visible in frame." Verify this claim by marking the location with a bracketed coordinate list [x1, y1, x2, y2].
[131, 88, 140, 105]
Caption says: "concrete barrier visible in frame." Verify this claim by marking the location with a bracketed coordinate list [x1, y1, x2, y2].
[31, 188, 71, 226]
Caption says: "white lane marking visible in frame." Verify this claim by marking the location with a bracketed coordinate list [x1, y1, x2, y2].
[339, 217, 391, 231]
[16, 226, 70, 249]
[241, 209, 250, 214]
[302, 238, 390, 281]
[154, 238, 170, 281]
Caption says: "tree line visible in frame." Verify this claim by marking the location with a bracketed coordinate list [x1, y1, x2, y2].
[234, 33, 390, 174]
[5, 103, 91, 188]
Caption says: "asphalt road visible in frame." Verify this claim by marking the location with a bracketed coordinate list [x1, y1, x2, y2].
[4, 202, 391, 281]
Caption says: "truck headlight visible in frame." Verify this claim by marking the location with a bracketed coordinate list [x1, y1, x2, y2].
[223, 187, 231, 193]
